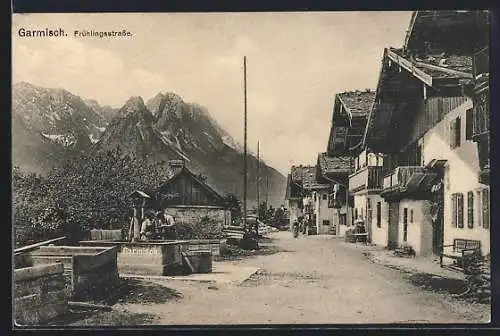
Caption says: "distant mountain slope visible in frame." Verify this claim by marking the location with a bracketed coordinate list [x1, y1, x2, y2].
[12, 83, 287, 206]
[12, 82, 110, 172]
[146, 92, 286, 206]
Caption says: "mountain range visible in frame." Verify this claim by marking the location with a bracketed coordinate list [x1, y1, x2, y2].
[12, 82, 286, 206]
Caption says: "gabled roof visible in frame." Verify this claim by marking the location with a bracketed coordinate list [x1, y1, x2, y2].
[317, 153, 351, 186]
[289, 165, 329, 192]
[317, 153, 351, 174]
[158, 166, 226, 201]
[290, 165, 317, 186]
[362, 46, 473, 152]
[403, 11, 490, 56]
[327, 90, 375, 155]
[337, 90, 376, 118]
[386, 48, 473, 87]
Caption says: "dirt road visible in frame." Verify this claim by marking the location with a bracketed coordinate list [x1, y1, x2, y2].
[116, 232, 490, 325]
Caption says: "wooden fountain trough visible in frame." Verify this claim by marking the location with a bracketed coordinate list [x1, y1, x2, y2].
[20, 245, 119, 299]
[79, 240, 190, 276]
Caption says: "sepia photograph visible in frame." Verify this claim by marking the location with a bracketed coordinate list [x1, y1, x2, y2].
[12, 10, 491, 327]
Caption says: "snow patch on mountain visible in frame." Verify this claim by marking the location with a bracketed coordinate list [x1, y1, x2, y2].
[41, 133, 77, 147]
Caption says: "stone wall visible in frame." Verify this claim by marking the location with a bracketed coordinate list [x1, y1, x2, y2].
[14, 263, 68, 325]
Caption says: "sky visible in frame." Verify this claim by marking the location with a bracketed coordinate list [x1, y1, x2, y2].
[12, 12, 413, 175]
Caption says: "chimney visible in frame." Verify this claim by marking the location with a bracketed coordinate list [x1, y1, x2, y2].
[168, 159, 185, 169]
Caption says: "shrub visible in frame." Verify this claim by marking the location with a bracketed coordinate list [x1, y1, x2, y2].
[12, 149, 170, 247]
[175, 215, 223, 240]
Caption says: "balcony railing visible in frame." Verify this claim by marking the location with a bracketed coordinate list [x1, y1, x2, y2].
[349, 166, 383, 193]
[473, 47, 489, 80]
[382, 166, 426, 192]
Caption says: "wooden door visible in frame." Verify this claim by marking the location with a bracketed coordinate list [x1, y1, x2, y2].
[388, 202, 400, 249]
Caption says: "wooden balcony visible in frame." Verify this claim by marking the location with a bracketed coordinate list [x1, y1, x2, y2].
[348, 166, 383, 194]
[473, 46, 489, 81]
[382, 166, 426, 193]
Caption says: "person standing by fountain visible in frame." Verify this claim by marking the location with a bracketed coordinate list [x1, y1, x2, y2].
[163, 210, 177, 240]
[140, 212, 155, 241]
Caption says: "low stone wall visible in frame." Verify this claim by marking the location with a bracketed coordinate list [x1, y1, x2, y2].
[14, 263, 68, 325]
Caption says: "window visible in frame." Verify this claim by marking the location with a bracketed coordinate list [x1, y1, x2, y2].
[482, 189, 490, 229]
[449, 116, 462, 149]
[403, 208, 408, 242]
[376, 202, 382, 228]
[322, 193, 328, 200]
[323, 220, 330, 226]
[355, 208, 358, 219]
[466, 109, 473, 140]
[451, 193, 464, 228]
[467, 191, 474, 229]
[410, 209, 414, 223]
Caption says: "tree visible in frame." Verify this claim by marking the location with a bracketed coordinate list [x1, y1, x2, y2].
[12, 149, 171, 246]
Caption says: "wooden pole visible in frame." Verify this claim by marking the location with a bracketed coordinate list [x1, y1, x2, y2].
[257, 141, 260, 219]
[133, 207, 140, 241]
[243, 56, 248, 230]
[266, 174, 269, 207]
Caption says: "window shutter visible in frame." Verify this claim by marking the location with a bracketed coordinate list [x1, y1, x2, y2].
[451, 194, 457, 227]
[467, 191, 474, 228]
[482, 189, 490, 229]
[457, 193, 464, 228]
[466, 109, 473, 140]
[455, 117, 462, 148]
[376, 202, 382, 228]
[476, 190, 483, 228]
[449, 121, 455, 148]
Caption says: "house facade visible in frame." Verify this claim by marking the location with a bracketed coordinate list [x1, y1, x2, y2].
[285, 165, 334, 235]
[348, 148, 385, 245]
[326, 90, 375, 236]
[156, 160, 231, 229]
[363, 10, 490, 256]
[316, 153, 353, 236]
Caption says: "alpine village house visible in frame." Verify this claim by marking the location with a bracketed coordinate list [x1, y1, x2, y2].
[285, 10, 490, 261]
[155, 160, 232, 229]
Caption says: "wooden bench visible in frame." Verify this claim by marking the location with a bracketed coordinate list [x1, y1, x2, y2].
[440, 239, 481, 270]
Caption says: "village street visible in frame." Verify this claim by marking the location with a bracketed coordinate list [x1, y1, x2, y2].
[114, 231, 489, 325]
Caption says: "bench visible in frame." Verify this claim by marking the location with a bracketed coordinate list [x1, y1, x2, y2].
[440, 239, 481, 270]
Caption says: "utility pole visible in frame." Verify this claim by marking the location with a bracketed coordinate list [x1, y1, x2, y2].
[266, 174, 269, 206]
[257, 141, 260, 220]
[243, 56, 248, 230]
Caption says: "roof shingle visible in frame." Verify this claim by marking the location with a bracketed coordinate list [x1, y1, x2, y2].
[338, 91, 376, 118]
[317, 153, 351, 174]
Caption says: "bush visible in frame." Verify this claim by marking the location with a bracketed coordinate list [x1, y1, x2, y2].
[175, 215, 223, 240]
[12, 149, 170, 247]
